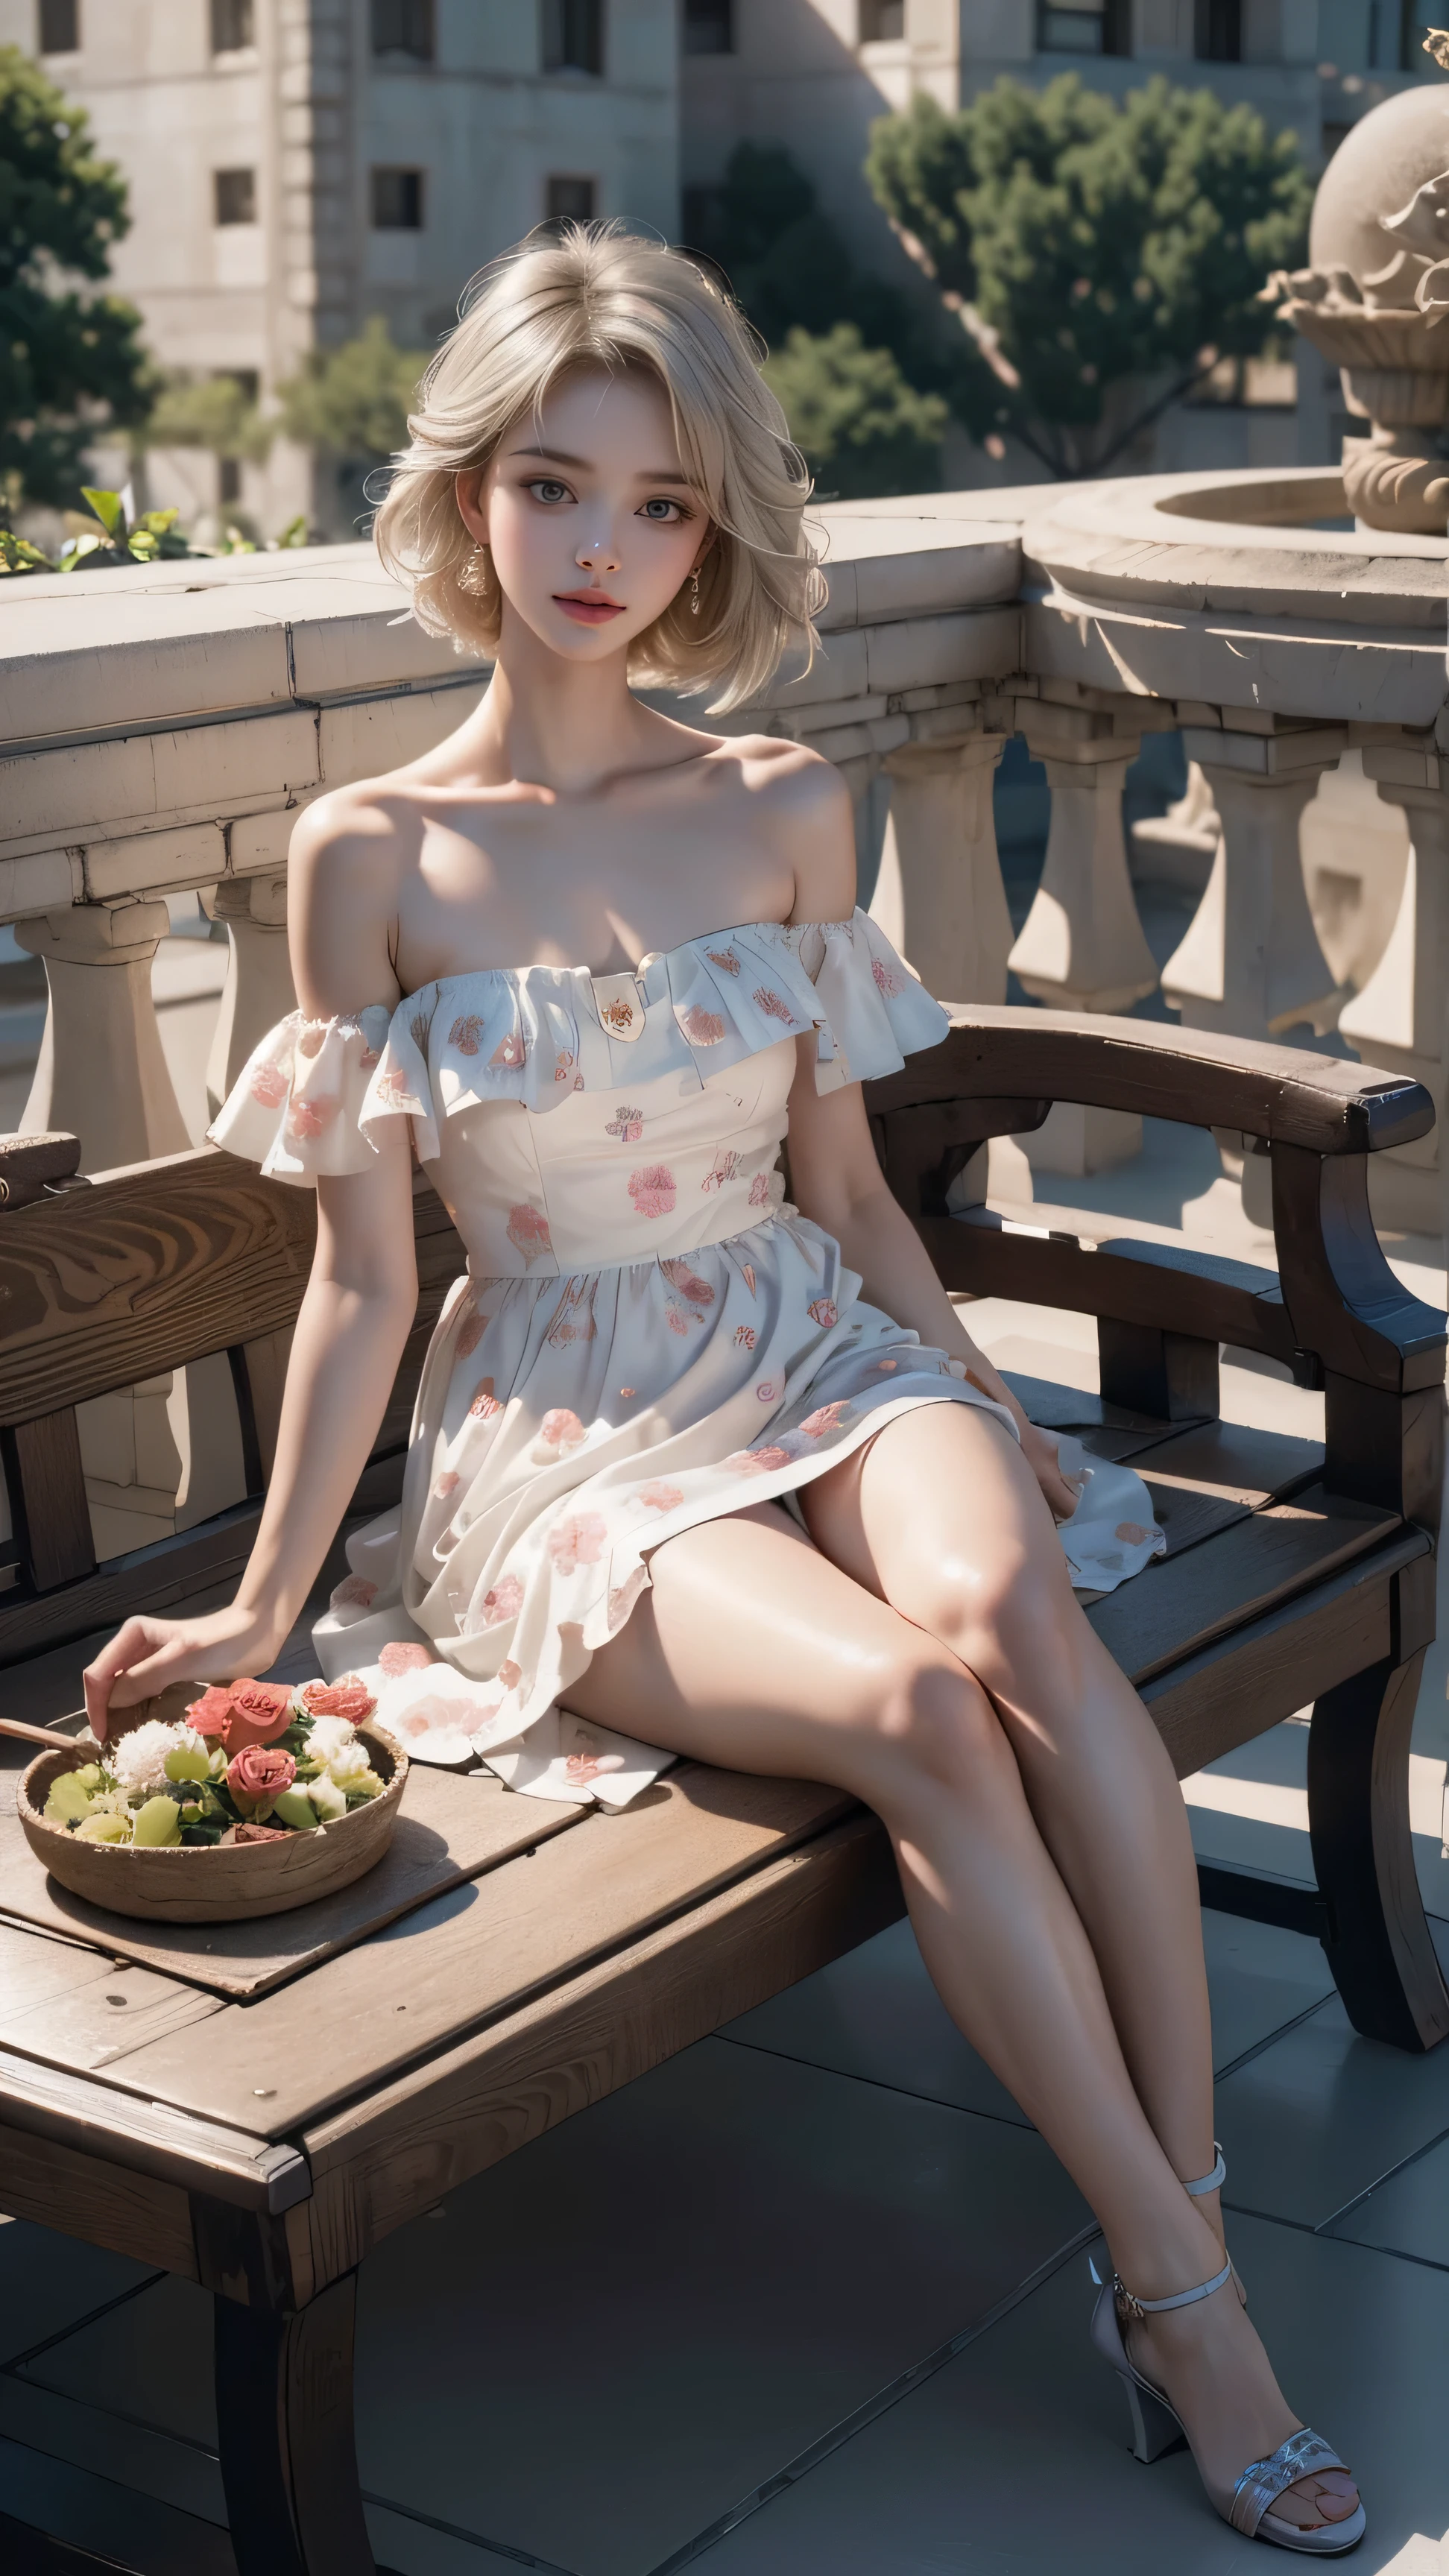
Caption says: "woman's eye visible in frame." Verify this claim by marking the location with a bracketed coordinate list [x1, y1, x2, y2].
[526, 479, 570, 505]
[639, 496, 686, 523]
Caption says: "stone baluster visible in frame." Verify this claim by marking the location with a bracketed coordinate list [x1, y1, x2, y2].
[1341, 741, 1449, 1243]
[14, 899, 190, 1174]
[869, 730, 1012, 1004]
[1006, 704, 1158, 1177]
[1161, 730, 1347, 1043]
[205, 873, 297, 1120]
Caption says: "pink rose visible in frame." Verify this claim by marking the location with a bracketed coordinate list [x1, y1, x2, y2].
[227, 1743, 297, 1819]
[507, 1203, 552, 1264]
[637, 1481, 684, 1512]
[379, 1640, 435, 1676]
[479, 1574, 524, 1627]
[298, 1676, 376, 1723]
[549, 1513, 607, 1573]
[285, 1096, 338, 1142]
[250, 1061, 288, 1109]
[540, 1407, 587, 1449]
[188, 1678, 294, 1752]
[628, 1164, 676, 1219]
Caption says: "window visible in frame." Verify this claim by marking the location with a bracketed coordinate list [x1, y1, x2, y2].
[543, 0, 604, 75]
[859, 1, 904, 37]
[1194, 0, 1240, 58]
[546, 174, 596, 225]
[219, 458, 243, 505]
[371, 166, 425, 228]
[684, 0, 733, 48]
[1038, 0, 1128, 49]
[371, 0, 435, 59]
[213, 167, 256, 225]
[210, 0, 253, 49]
[37, 0, 79, 51]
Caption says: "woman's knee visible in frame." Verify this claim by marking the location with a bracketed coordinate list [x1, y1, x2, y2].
[909, 1531, 1082, 1695]
[871, 1650, 1015, 1808]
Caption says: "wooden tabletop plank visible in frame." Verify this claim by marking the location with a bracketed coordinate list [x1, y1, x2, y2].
[99, 1767, 856, 2135]
[0, 1762, 585, 1998]
[0, 2047, 305, 2208]
[0, 1919, 124, 2017]
[1088, 1485, 1399, 1685]
[0, 1958, 224, 2077]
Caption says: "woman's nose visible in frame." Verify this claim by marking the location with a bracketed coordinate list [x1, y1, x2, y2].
[575, 534, 622, 576]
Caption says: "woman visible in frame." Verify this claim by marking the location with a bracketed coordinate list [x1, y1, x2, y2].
[86, 226, 1360, 2553]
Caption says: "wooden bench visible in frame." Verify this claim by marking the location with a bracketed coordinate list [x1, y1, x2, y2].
[1, 1006, 1445, 2576]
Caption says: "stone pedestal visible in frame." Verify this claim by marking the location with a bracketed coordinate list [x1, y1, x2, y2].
[1130, 759, 1220, 894]
[1343, 751, 1449, 1243]
[205, 873, 296, 1120]
[1300, 749, 1410, 997]
[14, 899, 190, 1175]
[871, 733, 1011, 1004]
[1161, 736, 1346, 1041]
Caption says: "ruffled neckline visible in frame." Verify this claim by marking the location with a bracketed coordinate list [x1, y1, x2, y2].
[397, 915, 855, 1008]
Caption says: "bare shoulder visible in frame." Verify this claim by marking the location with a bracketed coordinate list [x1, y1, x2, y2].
[719, 735, 856, 922]
[287, 781, 420, 1017]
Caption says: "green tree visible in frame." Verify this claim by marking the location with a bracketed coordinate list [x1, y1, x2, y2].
[277, 316, 429, 466]
[686, 142, 947, 496]
[0, 46, 151, 508]
[865, 75, 1313, 476]
[145, 371, 272, 468]
[763, 324, 947, 500]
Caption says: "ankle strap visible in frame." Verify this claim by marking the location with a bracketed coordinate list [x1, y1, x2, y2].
[1182, 2142, 1226, 2197]
[1113, 2255, 1233, 2321]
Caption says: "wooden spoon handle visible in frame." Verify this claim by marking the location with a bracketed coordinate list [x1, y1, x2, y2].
[0, 1716, 92, 1750]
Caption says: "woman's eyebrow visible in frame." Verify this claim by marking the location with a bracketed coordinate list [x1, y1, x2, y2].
[508, 443, 693, 484]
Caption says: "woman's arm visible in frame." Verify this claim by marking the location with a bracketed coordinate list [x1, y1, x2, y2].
[83, 796, 419, 1731]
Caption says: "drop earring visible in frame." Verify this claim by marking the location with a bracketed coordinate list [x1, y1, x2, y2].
[689, 566, 701, 616]
[460, 539, 490, 596]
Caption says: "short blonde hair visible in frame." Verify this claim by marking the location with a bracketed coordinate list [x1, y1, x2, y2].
[373, 224, 824, 712]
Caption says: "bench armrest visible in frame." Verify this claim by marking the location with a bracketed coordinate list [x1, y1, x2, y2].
[865, 1008, 1433, 1156]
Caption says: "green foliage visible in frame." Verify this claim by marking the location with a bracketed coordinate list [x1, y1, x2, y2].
[60, 486, 191, 568]
[865, 75, 1313, 473]
[277, 315, 429, 461]
[763, 324, 947, 501]
[0, 46, 151, 507]
[145, 371, 273, 463]
[688, 142, 948, 494]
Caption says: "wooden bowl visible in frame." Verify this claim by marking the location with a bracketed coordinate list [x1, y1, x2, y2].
[17, 1723, 408, 1924]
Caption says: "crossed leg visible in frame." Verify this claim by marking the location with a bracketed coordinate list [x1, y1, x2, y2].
[566, 1398, 1357, 2532]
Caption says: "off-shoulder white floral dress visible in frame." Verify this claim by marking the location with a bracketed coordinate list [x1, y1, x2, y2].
[211, 912, 1162, 1808]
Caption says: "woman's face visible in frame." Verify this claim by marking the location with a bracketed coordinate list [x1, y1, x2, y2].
[465, 365, 709, 666]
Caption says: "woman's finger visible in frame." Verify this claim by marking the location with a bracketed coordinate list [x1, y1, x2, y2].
[82, 1619, 183, 1735]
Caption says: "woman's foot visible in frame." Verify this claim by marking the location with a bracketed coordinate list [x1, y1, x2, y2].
[1126, 2272, 1360, 2536]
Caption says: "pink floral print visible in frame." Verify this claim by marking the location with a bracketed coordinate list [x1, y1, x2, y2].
[807, 1298, 839, 1329]
[546, 1279, 597, 1345]
[434, 1470, 461, 1500]
[752, 986, 796, 1026]
[637, 1480, 684, 1512]
[871, 956, 905, 999]
[724, 1445, 791, 1475]
[490, 1029, 526, 1069]
[1116, 1521, 1151, 1545]
[359, 1046, 380, 1070]
[566, 1746, 626, 1784]
[469, 1379, 502, 1420]
[618, 1386, 637, 1398]
[297, 1026, 326, 1060]
[379, 1640, 434, 1676]
[748, 1172, 771, 1208]
[555, 1049, 577, 1084]
[455, 1307, 487, 1358]
[734, 1325, 757, 1351]
[605, 1105, 644, 1143]
[507, 1203, 552, 1264]
[449, 1014, 484, 1055]
[331, 1573, 377, 1609]
[539, 1407, 587, 1450]
[801, 1401, 851, 1437]
[410, 1011, 432, 1054]
[250, 1061, 288, 1109]
[756, 1380, 778, 1404]
[680, 1006, 726, 1045]
[549, 1512, 607, 1573]
[701, 1149, 739, 1192]
[287, 1096, 338, 1141]
[375, 1065, 411, 1105]
[628, 1164, 676, 1219]
[661, 1258, 714, 1306]
[742, 1263, 757, 1295]
[706, 947, 741, 976]
[498, 1658, 523, 1691]
[479, 1574, 524, 1626]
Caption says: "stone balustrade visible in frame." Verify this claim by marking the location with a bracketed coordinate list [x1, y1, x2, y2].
[2, 467, 1446, 1556]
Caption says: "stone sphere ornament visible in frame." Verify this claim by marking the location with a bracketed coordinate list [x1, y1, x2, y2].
[1266, 60, 1449, 531]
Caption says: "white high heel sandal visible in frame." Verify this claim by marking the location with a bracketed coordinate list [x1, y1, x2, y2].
[1089, 2256, 1366, 2554]
[1182, 2141, 1247, 2304]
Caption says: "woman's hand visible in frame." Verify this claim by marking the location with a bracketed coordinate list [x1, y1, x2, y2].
[1018, 1420, 1085, 1524]
[83, 1603, 287, 1742]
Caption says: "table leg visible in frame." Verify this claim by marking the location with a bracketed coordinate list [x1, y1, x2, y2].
[214, 2271, 380, 2576]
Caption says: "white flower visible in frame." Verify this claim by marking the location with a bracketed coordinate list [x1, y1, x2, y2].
[109, 1721, 198, 1799]
[308, 1773, 349, 1821]
[86, 1784, 137, 1819]
[304, 1714, 356, 1765]
[326, 1739, 372, 1786]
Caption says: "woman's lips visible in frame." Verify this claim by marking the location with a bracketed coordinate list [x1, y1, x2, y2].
[553, 592, 625, 625]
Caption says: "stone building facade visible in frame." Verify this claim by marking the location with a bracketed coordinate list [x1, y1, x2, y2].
[0, 0, 680, 536]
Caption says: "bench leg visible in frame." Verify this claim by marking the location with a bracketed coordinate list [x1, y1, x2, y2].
[1307, 1648, 1449, 2053]
[213, 2272, 380, 2576]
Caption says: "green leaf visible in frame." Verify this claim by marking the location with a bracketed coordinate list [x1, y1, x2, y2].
[80, 484, 125, 534]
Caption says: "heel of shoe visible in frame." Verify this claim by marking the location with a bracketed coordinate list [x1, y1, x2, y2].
[1120, 2373, 1186, 2466]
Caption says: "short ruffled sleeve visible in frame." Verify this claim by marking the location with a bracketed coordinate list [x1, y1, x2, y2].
[207, 1006, 416, 1185]
[795, 912, 950, 1093]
